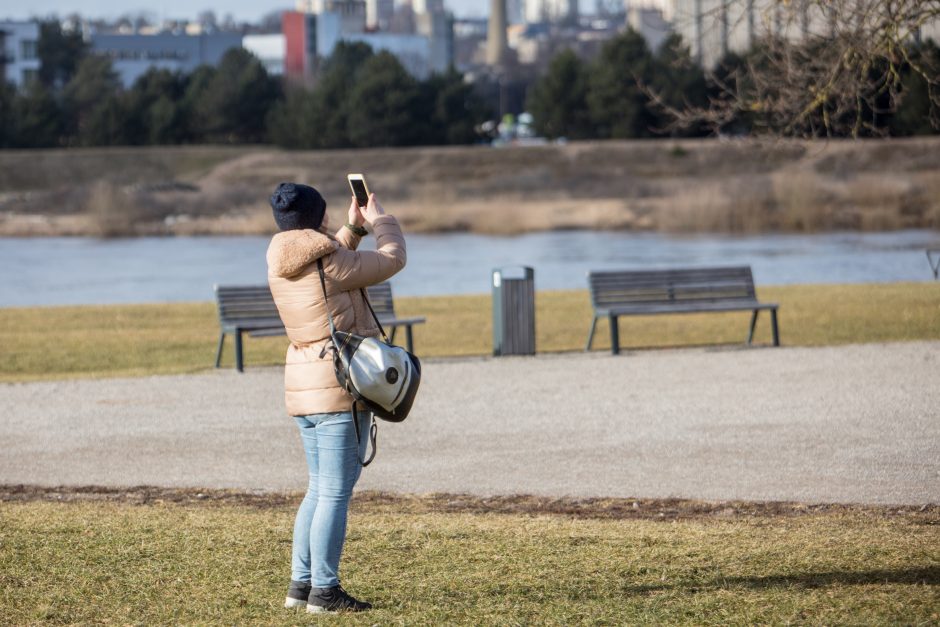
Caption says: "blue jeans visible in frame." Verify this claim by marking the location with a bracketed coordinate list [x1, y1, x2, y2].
[291, 411, 369, 588]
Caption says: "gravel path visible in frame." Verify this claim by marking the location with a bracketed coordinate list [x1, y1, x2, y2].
[2, 342, 938, 505]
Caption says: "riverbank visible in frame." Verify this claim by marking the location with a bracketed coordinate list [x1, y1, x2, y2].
[2, 283, 938, 382]
[1, 138, 939, 237]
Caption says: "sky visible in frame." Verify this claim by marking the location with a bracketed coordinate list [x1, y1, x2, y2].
[1, 0, 489, 22]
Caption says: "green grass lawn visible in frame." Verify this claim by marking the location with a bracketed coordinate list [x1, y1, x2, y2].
[1, 495, 937, 625]
[1, 282, 939, 382]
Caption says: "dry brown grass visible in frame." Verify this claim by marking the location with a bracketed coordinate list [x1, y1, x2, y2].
[2, 283, 938, 382]
[2, 495, 938, 625]
[2, 138, 939, 237]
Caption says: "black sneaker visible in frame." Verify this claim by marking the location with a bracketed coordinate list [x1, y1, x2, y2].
[284, 580, 311, 609]
[306, 585, 372, 613]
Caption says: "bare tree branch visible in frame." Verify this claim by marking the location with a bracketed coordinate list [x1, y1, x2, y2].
[655, 0, 940, 137]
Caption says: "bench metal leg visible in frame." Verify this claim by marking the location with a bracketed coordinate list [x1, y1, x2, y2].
[609, 314, 620, 355]
[389, 327, 397, 344]
[585, 316, 598, 351]
[214, 331, 225, 368]
[235, 330, 244, 372]
[746, 310, 758, 345]
[405, 325, 414, 354]
[771, 309, 780, 346]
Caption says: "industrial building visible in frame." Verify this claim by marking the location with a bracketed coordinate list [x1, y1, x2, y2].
[523, 0, 579, 25]
[0, 21, 41, 88]
[282, 0, 453, 82]
[91, 31, 244, 86]
[626, 3, 671, 52]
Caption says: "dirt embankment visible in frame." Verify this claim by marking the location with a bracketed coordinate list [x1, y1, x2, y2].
[3, 485, 937, 522]
[1, 138, 939, 237]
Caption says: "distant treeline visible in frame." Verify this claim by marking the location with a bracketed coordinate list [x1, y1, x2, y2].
[527, 30, 940, 140]
[0, 21, 936, 149]
[0, 22, 488, 149]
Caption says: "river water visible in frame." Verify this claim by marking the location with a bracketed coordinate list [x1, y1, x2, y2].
[1, 230, 938, 307]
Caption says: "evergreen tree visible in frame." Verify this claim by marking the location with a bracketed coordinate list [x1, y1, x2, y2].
[81, 94, 131, 145]
[10, 82, 64, 147]
[180, 65, 217, 142]
[527, 48, 594, 139]
[123, 68, 188, 144]
[420, 68, 489, 145]
[0, 83, 15, 148]
[890, 40, 940, 136]
[191, 48, 281, 143]
[346, 52, 423, 147]
[587, 29, 658, 138]
[38, 20, 88, 89]
[61, 56, 124, 145]
[312, 41, 376, 148]
[266, 86, 320, 148]
[708, 49, 752, 135]
[267, 42, 376, 149]
[651, 34, 709, 137]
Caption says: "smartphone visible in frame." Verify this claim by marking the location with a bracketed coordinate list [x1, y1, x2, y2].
[347, 173, 371, 208]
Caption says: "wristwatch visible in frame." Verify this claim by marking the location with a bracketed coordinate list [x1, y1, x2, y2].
[345, 223, 368, 237]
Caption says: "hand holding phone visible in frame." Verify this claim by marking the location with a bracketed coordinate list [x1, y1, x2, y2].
[360, 192, 386, 225]
[347, 173, 370, 208]
[347, 173, 385, 226]
[347, 196, 365, 227]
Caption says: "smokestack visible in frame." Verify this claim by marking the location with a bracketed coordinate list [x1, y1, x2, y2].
[566, 0, 578, 24]
[486, 0, 508, 66]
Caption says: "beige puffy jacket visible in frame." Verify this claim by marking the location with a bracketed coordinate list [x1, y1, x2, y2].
[266, 215, 407, 416]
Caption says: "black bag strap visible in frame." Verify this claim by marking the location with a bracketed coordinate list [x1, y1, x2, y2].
[317, 258, 378, 467]
[316, 259, 337, 336]
[317, 258, 389, 343]
[352, 403, 378, 467]
[360, 287, 389, 343]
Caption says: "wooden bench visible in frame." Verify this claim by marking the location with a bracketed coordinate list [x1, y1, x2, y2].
[928, 249, 940, 280]
[214, 283, 425, 371]
[585, 266, 780, 355]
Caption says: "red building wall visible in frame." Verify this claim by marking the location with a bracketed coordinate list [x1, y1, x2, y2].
[283, 11, 307, 80]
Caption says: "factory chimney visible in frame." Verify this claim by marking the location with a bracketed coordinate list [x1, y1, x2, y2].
[486, 0, 508, 66]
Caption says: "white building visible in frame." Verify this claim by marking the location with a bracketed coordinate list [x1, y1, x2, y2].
[626, 2, 671, 51]
[524, 0, 578, 25]
[91, 31, 244, 87]
[1, 21, 41, 88]
[243, 34, 286, 75]
[350, 32, 439, 75]
[506, 0, 525, 25]
[289, 1, 453, 80]
[320, 14, 451, 77]
[413, 0, 445, 14]
[366, 0, 395, 31]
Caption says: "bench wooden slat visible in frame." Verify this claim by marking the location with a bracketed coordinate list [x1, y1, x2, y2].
[366, 283, 395, 317]
[377, 316, 427, 326]
[606, 301, 778, 315]
[221, 317, 284, 328]
[590, 269, 754, 282]
[219, 303, 281, 313]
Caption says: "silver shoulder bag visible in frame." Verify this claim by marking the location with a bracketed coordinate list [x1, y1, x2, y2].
[317, 258, 421, 466]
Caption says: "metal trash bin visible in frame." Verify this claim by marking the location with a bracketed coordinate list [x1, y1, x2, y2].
[492, 266, 535, 356]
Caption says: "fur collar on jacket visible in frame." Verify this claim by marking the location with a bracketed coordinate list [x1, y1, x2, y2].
[267, 228, 338, 278]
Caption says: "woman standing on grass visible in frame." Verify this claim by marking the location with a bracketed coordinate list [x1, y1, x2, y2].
[265, 182, 406, 613]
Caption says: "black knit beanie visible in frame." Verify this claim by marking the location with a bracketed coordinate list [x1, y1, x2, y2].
[269, 182, 327, 231]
